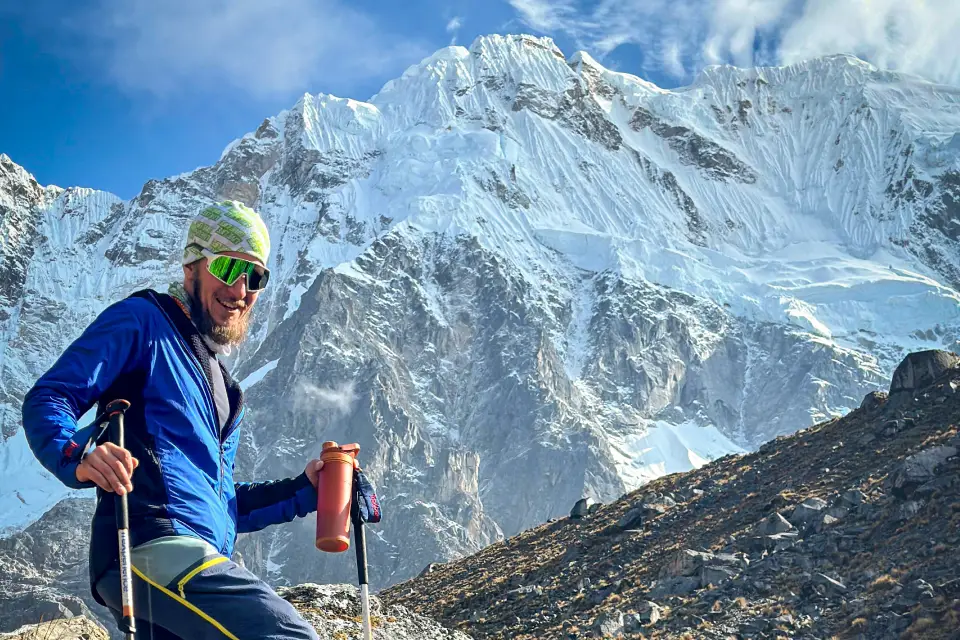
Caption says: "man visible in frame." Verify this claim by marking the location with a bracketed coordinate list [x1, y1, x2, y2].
[22, 201, 327, 639]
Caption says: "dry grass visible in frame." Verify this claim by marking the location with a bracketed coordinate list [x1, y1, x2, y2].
[868, 575, 899, 592]
[901, 617, 936, 639]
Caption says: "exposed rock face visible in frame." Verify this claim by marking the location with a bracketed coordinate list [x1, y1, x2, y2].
[2, 35, 960, 611]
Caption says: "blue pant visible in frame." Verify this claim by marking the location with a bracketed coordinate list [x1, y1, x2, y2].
[95, 557, 319, 640]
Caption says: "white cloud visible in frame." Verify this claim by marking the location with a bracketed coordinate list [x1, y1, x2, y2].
[508, 0, 587, 34]
[66, 0, 427, 99]
[779, 0, 960, 84]
[446, 16, 462, 45]
[295, 381, 357, 417]
[508, 0, 960, 85]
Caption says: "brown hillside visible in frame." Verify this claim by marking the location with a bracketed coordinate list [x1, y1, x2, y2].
[382, 350, 960, 639]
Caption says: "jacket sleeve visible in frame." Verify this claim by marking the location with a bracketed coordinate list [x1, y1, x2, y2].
[21, 299, 144, 489]
[235, 473, 318, 533]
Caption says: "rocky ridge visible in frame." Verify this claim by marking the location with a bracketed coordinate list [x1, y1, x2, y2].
[382, 349, 960, 639]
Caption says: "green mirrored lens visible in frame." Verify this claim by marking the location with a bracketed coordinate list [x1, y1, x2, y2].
[207, 256, 269, 291]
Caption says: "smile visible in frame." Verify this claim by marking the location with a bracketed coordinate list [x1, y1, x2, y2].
[216, 298, 244, 312]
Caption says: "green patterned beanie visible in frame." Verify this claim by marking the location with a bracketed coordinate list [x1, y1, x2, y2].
[182, 201, 271, 266]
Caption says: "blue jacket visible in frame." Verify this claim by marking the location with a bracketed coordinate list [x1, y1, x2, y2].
[21, 290, 317, 601]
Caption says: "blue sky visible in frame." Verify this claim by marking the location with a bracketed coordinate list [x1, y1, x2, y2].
[2, 0, 957, 199]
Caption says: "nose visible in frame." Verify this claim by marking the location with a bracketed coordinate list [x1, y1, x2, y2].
[227, 275, 248, 298]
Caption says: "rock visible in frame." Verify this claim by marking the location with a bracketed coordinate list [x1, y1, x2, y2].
[0, 588, 95, 636]
[812, 572, 847, 594]
[507, 585, 543, 599]
[889, 350, 960, 395]
[896, 500, 924, 521]
[745, 531, 799, 553]
[790, 497, 828, 525]
[419, 563, 442, 577]
[814, 513, 841, 532]
[0, 617, 108, 640]
[824, 506, 848, 520]
[860, 390, 887, 411]
[907, 579, 936, 602]
[635, 601, 661, 624]
[623, 612, 646, 632]
[279, 583, 471, 639]
[755, 512, 795, 535]
[837, 489, 865, 508]
[649, 576, 700, 598]
[701, 565, 739, 586]
[889, 446, 958, 497]
[616, 505, 645, 530]
[775, 613, 795, 626]
[593, 610, 624, 638]
[882, 419, 903, 436]
[570, 498, 596, 520]
[915, 474, 959, 497]
[659, 549, 714, 578]
[642, 503, 668, 517]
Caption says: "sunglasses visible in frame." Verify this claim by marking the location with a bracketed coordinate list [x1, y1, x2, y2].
[206, 254, 270, 291]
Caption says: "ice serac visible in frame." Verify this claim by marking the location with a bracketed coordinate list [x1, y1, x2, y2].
[1, 34, 960, 599]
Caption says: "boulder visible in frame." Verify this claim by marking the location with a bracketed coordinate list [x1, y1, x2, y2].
[755, 512, 795, 535]
[812, 573, 847, 594]
[570, 498, 596, 520]
[701, 565, 739, 587]
[659, 549, 713, 578]
[889, 350, 960, 395]
[592, 610, 624, 638]
[860, 391, 887, 411]
[889, 446, 958, 498]
[635, 601, 661, 625]
[649, 576, 700, 598]
[790, 497, 828, 525]
[837, 489, 865, 508]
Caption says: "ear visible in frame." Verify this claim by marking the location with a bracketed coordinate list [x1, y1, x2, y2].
[183, 262, 197, 286]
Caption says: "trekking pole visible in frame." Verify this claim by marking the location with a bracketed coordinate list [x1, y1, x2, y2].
[107, 399, 136, 640]
[351, 494, 373, 640]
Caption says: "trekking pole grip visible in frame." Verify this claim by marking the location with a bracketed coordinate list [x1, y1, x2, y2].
[107, 399, 136, 639]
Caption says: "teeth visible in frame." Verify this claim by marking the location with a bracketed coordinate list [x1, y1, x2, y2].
[218, 299, 241, 310]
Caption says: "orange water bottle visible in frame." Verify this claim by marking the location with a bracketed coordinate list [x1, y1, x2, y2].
[315, 441, 359, 552]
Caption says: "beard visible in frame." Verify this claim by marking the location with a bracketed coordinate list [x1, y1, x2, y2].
[189, 278, 252, 346]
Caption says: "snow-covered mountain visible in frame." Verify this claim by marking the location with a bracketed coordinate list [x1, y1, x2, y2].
[1, 34, 959, 591]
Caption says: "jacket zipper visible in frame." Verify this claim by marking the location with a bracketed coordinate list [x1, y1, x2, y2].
[154, 297, 241, 497]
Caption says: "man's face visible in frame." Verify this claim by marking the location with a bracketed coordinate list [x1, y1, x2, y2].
[183, 251, 262, 346]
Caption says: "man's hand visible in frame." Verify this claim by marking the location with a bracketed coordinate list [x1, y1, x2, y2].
[304, 457, 360, 489]
[76, 443, 138, 495]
